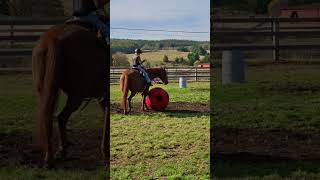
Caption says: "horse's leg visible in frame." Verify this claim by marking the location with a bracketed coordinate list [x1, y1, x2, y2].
[141, 87, 150, 111]
[128, 92, 136, 113]
[44, 112, 53, 168]
[56, 96, 83, 159]
[141, 93, 147, 112]
[98, 94, 110, 169]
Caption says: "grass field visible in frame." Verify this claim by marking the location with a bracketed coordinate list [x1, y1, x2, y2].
[125, 50, 190, 66]
[0, 74, 209, 179]
[212, 63, 320, 179]
[213, 64, 320, 130]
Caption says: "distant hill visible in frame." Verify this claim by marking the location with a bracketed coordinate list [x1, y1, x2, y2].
[111, 39, 209, 54]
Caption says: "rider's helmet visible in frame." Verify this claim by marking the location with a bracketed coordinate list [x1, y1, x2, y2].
[135, 48, 142, 54]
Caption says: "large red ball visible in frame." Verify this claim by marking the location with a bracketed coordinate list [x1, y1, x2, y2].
[146, 87, 169, 111]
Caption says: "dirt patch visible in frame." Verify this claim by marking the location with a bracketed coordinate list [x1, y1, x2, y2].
[0, 129, 104, 170]
[111, 102, 210, 115]
[212, 127, 320, 160]
[0, 102, 208, 169]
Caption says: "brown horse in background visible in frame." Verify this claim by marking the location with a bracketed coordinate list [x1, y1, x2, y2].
[32, 24, 109, 168]
[120, 68, 168, 114]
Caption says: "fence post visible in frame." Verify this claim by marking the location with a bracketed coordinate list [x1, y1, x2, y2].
[195, 67, 198, 81]
[10, 18, 14, 48]
[272, 18, 280, 61]
[175, 67, 178, 81]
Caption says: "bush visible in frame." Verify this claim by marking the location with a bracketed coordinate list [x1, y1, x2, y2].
[177, 46, 189, 52]
[201, 54, 210, 63]
[112, 52, 130, 67]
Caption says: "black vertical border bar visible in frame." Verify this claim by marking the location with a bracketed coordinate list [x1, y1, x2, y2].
[210, 0, 214, 178]
[105, 0, 111, 179]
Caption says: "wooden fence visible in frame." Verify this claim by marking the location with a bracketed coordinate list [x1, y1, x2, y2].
[0, 17, 210, 82]
[212, 17, 320, 61]
[0, 17, 67, 57]
[0, 66, 210, 82]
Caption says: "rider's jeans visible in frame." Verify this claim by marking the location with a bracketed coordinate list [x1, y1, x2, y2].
[136, 66, 151, 83]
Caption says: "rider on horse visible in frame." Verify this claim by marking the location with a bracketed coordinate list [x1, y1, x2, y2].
[72, 0, 110, 45]
[132, 48, 153, 86]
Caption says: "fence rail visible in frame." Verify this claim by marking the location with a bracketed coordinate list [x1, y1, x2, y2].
[212, 17, 320, 61]
[0, 67, 211, 82]
[0, 17, 67, 56]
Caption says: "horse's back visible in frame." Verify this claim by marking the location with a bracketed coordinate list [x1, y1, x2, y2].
[121, 68, 146, 93]
[34, 23, 108, 98]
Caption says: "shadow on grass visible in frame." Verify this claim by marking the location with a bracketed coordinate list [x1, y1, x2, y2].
[214, 153, 320, 178]
[0, 129, 105, 171]
[162, 109, 209, 118]
[111, 101, 209, 118]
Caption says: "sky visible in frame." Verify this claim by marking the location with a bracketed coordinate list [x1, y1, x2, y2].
[110, 0, 210, 41]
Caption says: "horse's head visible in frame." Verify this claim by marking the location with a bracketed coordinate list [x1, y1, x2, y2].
[147, 67, 168, 85]
[158, 67, 168, 85]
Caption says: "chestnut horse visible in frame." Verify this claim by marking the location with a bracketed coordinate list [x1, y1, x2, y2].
[120, 68, 168, 114]
[32, 24, 110, 168]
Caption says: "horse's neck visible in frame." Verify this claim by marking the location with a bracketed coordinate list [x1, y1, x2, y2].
[147, 68, 159, 79]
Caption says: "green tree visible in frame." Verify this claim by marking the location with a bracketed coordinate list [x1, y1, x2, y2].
[174, 57, 180, 64]
[163, 55, 169, 63]
[191, 45, 207, 56]
[187, 52, 200, 66]
[179, 57, 186, 65]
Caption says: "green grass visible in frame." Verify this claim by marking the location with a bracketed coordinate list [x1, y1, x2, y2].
[212, 64, 320, 179]
[214, 160, 320, 180]
[110, 114, 209, 179]
[125, 50, 190, 66]
[0, 74, 209, 179]
[212, 64, 320, 131]
[111, 81, 209, 104]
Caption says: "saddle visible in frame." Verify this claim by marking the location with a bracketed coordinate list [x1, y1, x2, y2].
[65, 16, 97, 33]
[132, 67, 143, 75]
[65, 16, 107, 47]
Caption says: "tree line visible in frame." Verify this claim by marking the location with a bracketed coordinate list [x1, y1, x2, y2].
[112, 44, 210, 67]
[111, 39, 209, 54]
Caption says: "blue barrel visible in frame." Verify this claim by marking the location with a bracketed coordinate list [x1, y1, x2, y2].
[179, 77, 187, 88]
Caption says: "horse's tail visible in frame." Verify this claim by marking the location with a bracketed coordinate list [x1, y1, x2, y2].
[120, 73, 129, 112]
[32, 38, 60, 153]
